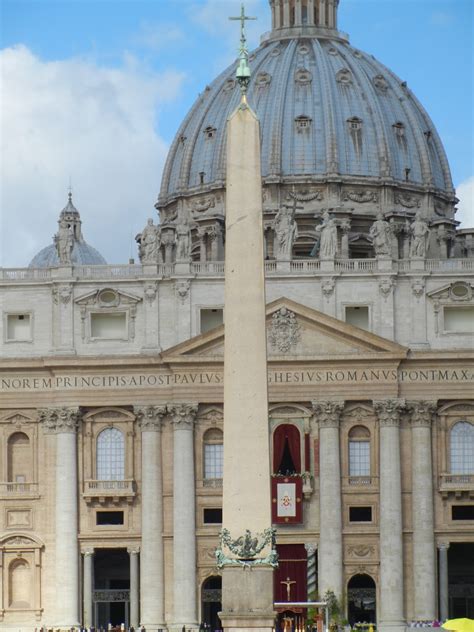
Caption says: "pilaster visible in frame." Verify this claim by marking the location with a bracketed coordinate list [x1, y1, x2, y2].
[408, 401, 437, 619]
[438, 542, 450, 621]
[312, 400, 344, 600]
[39, 407, 81, 627]
[374, 399, 405, 632]
[134, 405, 167, 630]
[168, 403, 199, 630]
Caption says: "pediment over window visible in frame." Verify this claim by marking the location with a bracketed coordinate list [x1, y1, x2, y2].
[427, 282, 473, 302]
[83, 408, 135, 422]
[161, 297, 407, 361]
[0, 411, 36, 425]
[74, 288, 142, 307]
[0, 534, 43, 549]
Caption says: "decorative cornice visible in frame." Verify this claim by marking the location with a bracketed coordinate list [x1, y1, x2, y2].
[373, 399, 405, 426]
[38, 407, 80, 434]
[312, 400, 344, 428]
[134, 405, 167, 432]
[407, 400, 437, 427]
[168, 403, 198, 429]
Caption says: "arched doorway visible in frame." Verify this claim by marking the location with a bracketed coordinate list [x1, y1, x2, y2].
[347, 574, 376, 625]
[201, 576, 222, 630]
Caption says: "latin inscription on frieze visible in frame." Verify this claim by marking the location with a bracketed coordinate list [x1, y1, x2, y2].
[0, 367, 472, 393]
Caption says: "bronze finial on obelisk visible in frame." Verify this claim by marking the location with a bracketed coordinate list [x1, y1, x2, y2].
[217, 6, 277, 632]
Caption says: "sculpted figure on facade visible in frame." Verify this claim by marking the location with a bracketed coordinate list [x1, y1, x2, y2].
[139, 218, 162, 263]
[273, 203, 298, 259]
[369, 211, 393, 256]
[409, 211, 431, 258]
[175, 215, 192, 261]
[55, 218, 74, 264]
[316, 210, 338, 259]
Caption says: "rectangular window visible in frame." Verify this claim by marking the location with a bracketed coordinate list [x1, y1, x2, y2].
[90, 312, 127, 339]
[96, 511, 124, 526]
[6, 314, 32, 341]
[200, 308, 223, 334]
[349, 506, 372, 522]
[444, 307, 474, 333]
[203, 508, 222, 524]
[452, 505, 474, 520]
[349, 441, 370, 476]
[204, 443, 223, 479]
[345, 306, 369, 331]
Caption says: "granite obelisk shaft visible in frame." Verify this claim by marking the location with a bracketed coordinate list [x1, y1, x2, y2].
[220, 100, 275, 632]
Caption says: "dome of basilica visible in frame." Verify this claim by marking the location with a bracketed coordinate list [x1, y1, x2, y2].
[29, 193, 106, 268]
[157, 0, 456, 245]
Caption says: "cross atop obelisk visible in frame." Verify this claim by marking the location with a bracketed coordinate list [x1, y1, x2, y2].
[229, 4, 256, 95]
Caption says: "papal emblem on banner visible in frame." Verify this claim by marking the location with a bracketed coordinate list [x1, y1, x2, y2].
[272, 476, 303, 524]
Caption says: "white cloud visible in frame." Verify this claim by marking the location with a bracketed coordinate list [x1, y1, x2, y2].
[0, 45, 185, 267]
[456, 176, 474, 228]
[132, 21, 186, 52]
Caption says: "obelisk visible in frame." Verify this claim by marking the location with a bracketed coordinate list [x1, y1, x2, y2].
[218, 6, 276, 632]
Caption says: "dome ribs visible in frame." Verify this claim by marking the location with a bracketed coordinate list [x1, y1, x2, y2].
[312, 38, 339, 175]
[335, 41, 392, 180]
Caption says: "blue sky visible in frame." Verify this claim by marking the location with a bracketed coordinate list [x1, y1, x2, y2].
[1, 0, 473, 265]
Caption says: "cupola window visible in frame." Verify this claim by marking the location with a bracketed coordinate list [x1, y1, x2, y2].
[393, 122, 405, 138]
[347, 117, 363, 157]
[203, 126, 216, 140]
[295, 115, 312, 132]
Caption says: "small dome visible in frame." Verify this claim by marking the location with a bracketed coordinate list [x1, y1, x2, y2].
[29, 241, 107, 268]
[29, 193, 107, 268]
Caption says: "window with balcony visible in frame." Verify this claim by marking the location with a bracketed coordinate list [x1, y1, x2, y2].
[348, 426, 370, 477]
[273, 423, 301, 475]
[203, 428, 223, 481]
[96, 428, 125, 481]
[450, 421, 474, 474]
[7, 432, 32, 483]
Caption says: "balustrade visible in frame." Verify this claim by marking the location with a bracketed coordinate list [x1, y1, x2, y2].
[0, 482, 39, 495]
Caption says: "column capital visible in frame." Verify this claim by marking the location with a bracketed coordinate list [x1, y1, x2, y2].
[373, 398, 405, 426]
[83, 548, 95, 556]
[168, 403, 198, 429]
[38, 406, 80, 434]
[312, 400, 344, 428]
[304, 542, 318, 556]
[127, 546, 140, 555]
[407, 400, 437, 427]
[134, 405, 167, 431]
[438, 541, 450, 551]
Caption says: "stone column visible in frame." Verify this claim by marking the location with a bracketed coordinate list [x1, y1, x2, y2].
[83, 549, 94, 627]
[438, 543, 449, 621]
[307, 0, 315, 25]
[304, 543, 318, 599]
[134, 405, 167, 631]
[374, 399, 405, 632]
[129, 547, 140, 629]
[408, 401, 437, 619]
[168, 403, 199, 630]
[39, 407, 81, 627]
[295, 0, 302, 25]
[312, 401, 344, 600]
[283, 0, 290, 27]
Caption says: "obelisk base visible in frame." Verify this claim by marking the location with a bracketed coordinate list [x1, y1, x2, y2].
[220, 566, 275, 632]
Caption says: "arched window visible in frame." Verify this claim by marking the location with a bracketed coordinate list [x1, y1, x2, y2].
[348, 425, 370, 477]
[450, 421, 474, 474]
[96, 428, 125, 480]
[7, 432, 31, 483]
[203, 429, 223, 480]
[273, 424, 301, 475]
[9, 559, 31, 608]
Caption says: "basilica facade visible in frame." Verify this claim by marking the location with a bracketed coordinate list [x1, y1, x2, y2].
[0, 0, 473, 630]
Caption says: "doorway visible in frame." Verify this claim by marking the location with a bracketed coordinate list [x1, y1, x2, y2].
[347, 574, 376, 625]
[201, 576, 222, 630]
